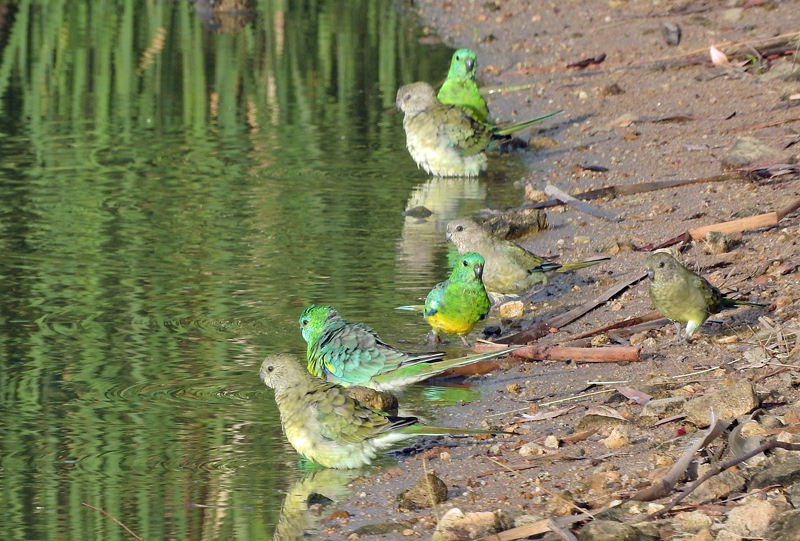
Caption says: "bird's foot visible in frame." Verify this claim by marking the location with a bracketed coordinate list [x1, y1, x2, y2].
[460, 336, 472, 348]
[426, 331, 442, 348]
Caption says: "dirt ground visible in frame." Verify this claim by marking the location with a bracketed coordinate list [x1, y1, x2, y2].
[315, 0, 800, 539]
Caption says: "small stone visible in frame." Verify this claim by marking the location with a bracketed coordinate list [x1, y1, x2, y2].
[519, 442, 545, 457]
[506, 383, 521, 394]
[545, 490, 576, 516]
[402, 206, 432, 218]
[348, 534, 360, 541]
[525, 185, 548, 202]
[776, 296, 793, 309]
[751, 456, 800, 489]
[687, 530, 713, 541]
[573, 235, 591, 244]
[641, 337, 657, 348]
[674, 511, 713, 533]
[591, 334, 611, 346]
[739, 420, 767, 439]
[499, 301, 524, 319]
[766, 509, 800, 541]
[347, 386, 398, 415]
[721, 8, 743, 23]
[725, 499, 778, 537]
[577, 520, 643, 541]
[402, 529, 415, 536]
[439, 451, 451, 461]
[431, 508, 498, 541]
[397, 473, 448, 510]
[600, 426, 630, 449]
[629, 332, 651, 346]
[482, 208, 549, 240]
[704, 231, 739, 254]
[638, 396, 688, 428]
[683, 379, 759, 427]
[688, 468, 745, 502]
[721, 136, 780, 169]
[715, 531, 742, 541]
[544, 435, 560, 448]
[602, 83, 625, 96]
[661, 21, 681, 45]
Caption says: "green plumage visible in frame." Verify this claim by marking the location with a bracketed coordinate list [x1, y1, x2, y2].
[396, 81, 561, 177]
[446, 218, 610, 297]
[259, 354, 503, 469]
[645, 252, 764, 340]
[437, 49, 490, 123]
[300, 305, 515, 391]
[424, 252, 491, 346]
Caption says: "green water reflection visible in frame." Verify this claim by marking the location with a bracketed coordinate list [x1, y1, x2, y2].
[0, 0, 525, 539]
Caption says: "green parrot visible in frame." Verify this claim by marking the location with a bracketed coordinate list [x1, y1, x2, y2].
[424, 252, 491, 346]
[395, 81, 561, 177]
[445, 218, 610, 297]
[259, 353, 505, 469]
[299, 304, 515, 391]
[645, 252, 765, 340]
[437, 49, 490, 123]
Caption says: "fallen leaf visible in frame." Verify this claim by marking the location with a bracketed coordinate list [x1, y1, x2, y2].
[710, 44, 729, 66]
[614, 386, 652, 406]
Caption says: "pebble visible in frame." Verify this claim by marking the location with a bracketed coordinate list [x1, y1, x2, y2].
[661, 21, 681, 45]
[600, 426, 630, 449]
[519, 442, 545, 457]
[499, 300, 524, 319]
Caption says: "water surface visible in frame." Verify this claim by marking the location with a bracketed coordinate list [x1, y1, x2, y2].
[0, 1, 526, 538]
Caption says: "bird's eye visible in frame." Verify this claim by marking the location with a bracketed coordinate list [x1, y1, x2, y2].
[658, 262, 665, 268]
[267, 365, 274, 372]
[301, 319, 308, 327]
[462, 260, 469, 266]
[456, 225, 464, 232]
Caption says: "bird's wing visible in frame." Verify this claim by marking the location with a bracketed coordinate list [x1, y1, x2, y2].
[424, 281, 448, 316]
[438, 106, 492, 156]
[497, 241, 546, 271]
[312, 386, 415, 443]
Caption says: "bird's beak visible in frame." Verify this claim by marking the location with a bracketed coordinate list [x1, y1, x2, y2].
[445, 231, 452, 241]
[475, 264, 484, 279]
[465, 57, 475, 72]
[646, 269, 654, 280]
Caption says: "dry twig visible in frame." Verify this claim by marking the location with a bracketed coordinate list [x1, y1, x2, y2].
[81, 503, 143, 540]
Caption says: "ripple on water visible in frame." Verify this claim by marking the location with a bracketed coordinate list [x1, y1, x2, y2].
[99, 377, 272, 407]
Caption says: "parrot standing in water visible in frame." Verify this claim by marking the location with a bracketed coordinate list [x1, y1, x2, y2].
[645, 251, 764, 340]
[395, 82, 560, 177]
[437, 48, 490, 123]
[423, 252, 491, 346]
[259, 353, 505, 469]
[299, 304, 516, 391]
[445, 218, 610, 298]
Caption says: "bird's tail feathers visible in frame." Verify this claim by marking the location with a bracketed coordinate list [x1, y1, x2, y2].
[415, 345, 525, 375]
[529, 261, 563, 275]
[397, 425, 507, 436]
[723, 298, 766, 309]
[494, 110, 563, 136]
[556, 256, 611, 273]
[395, 305, 425, 312]
[372, 346, 524, 389]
